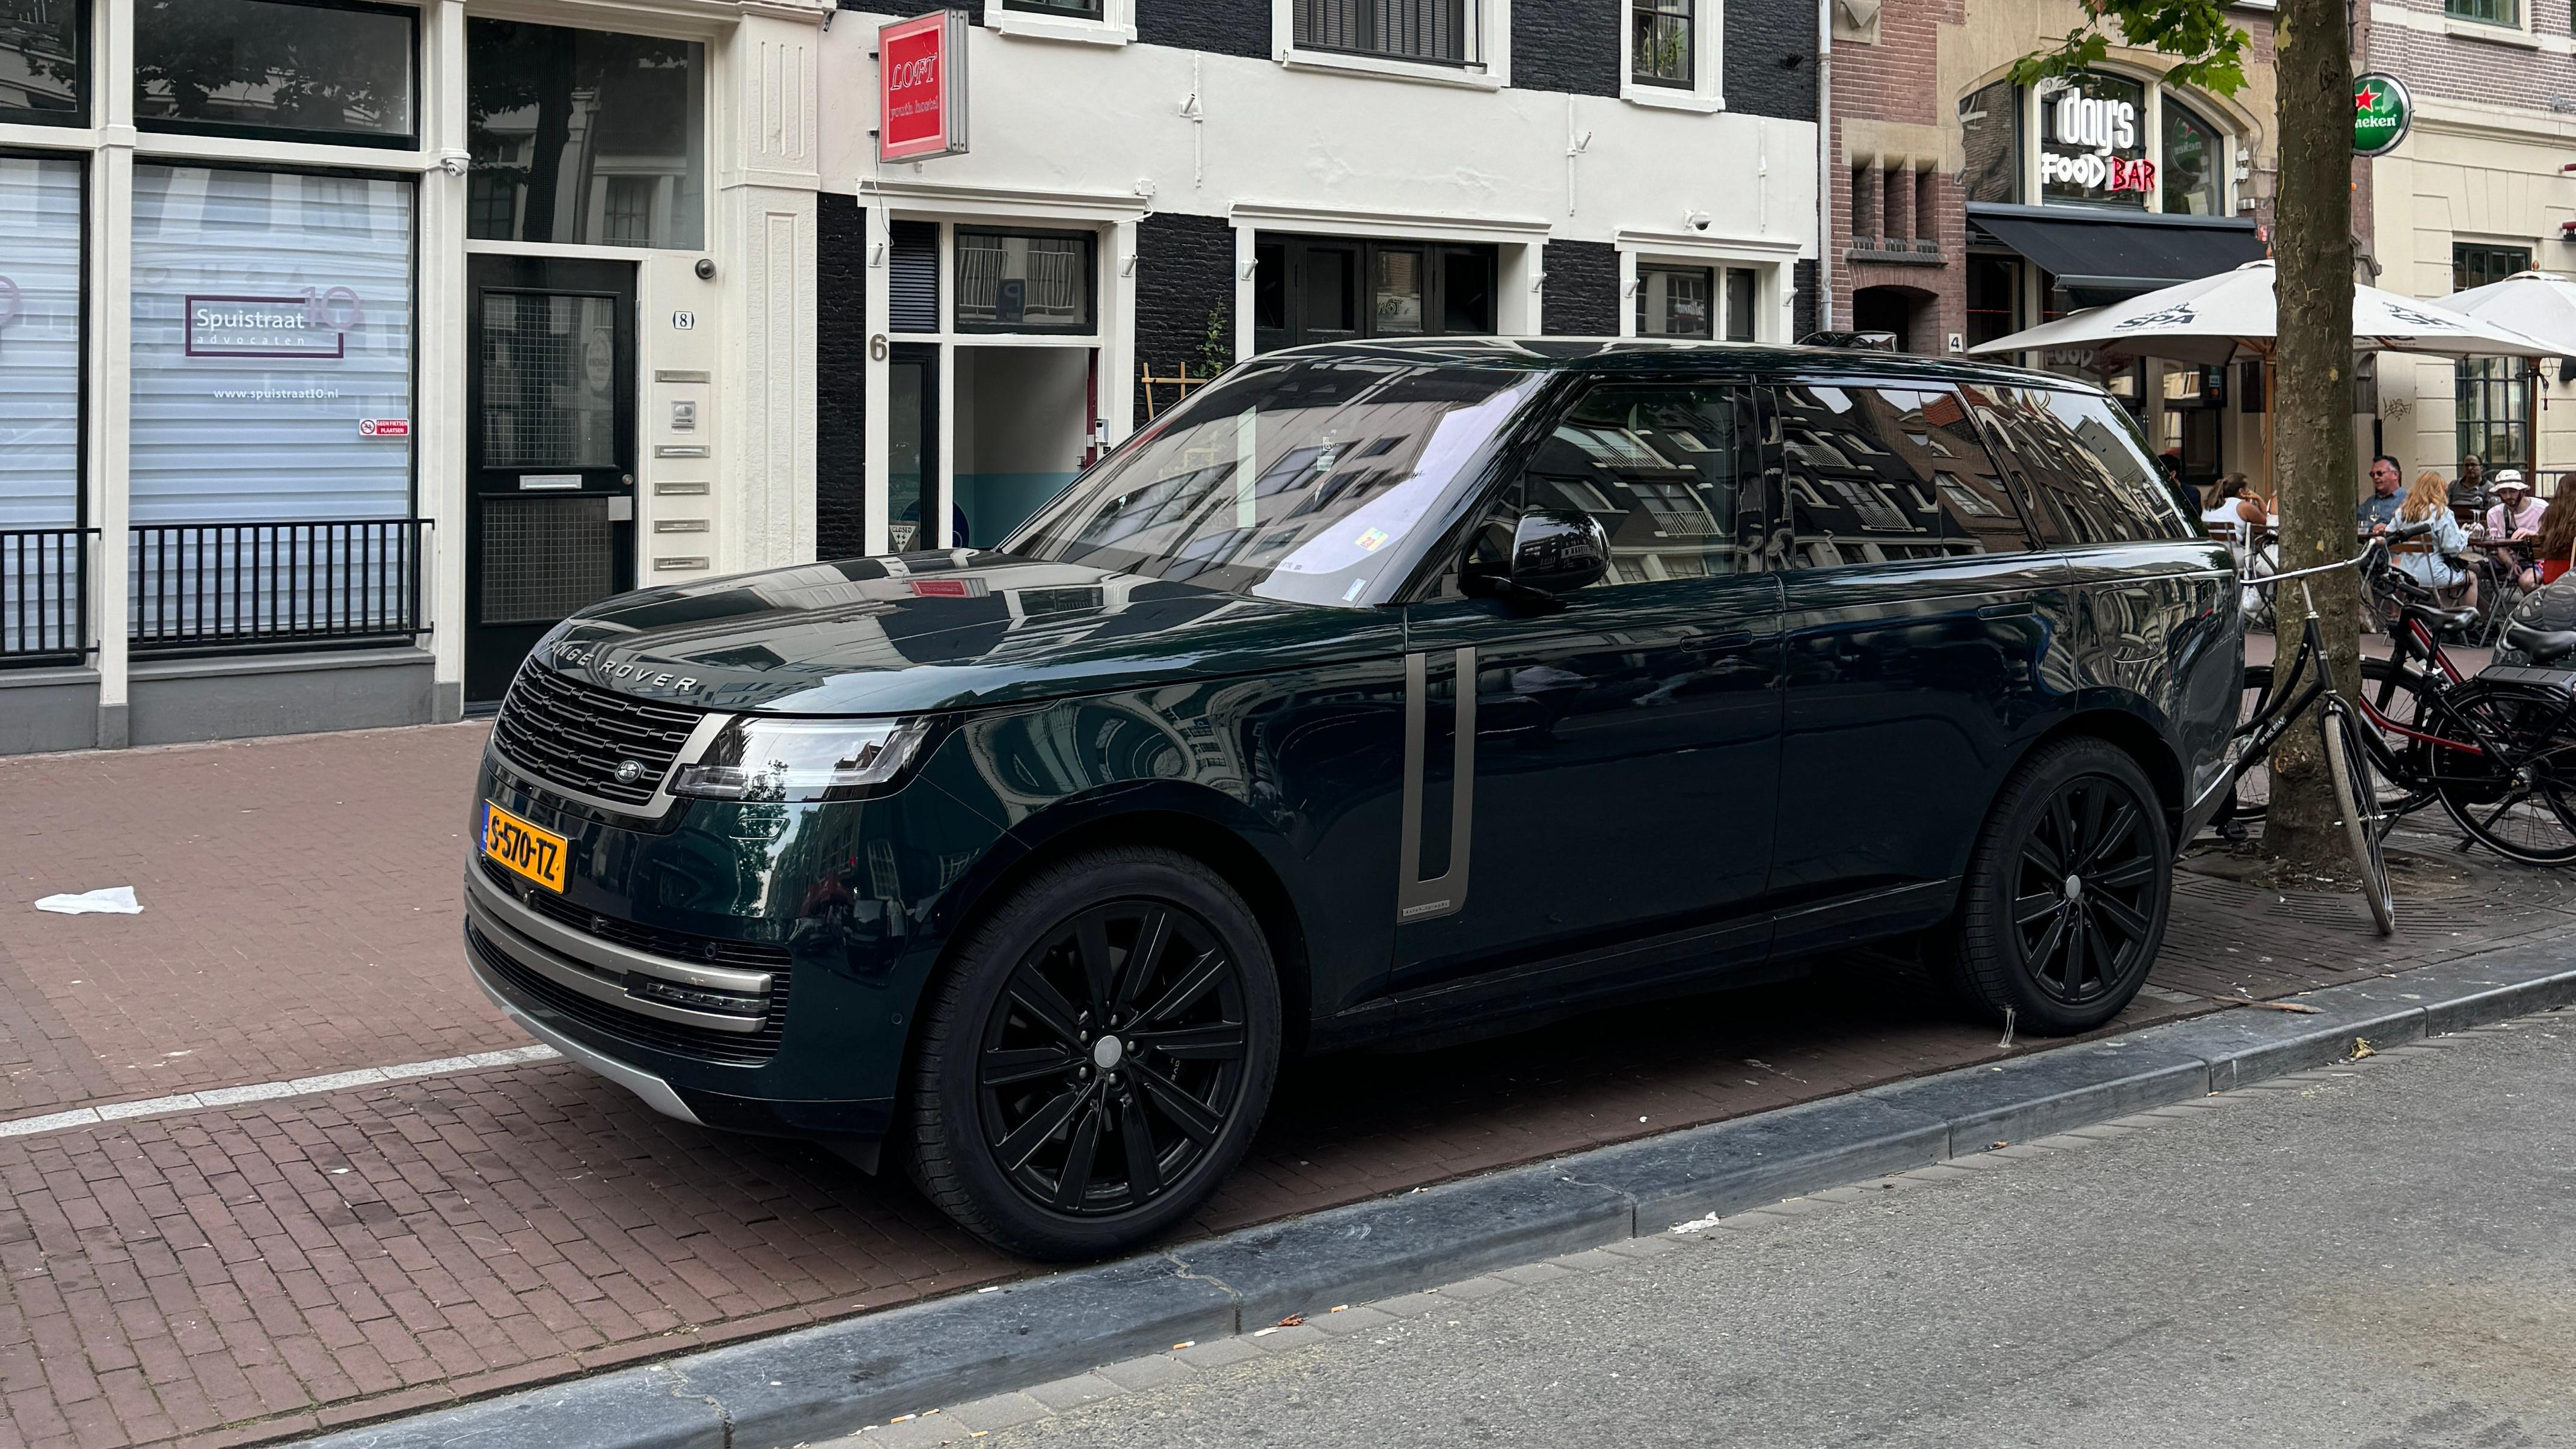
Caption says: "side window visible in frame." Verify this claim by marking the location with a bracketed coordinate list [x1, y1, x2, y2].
[1510, 384, 1762, 588]
[1968, 385, 2195, 545]
[1773, 382, 2031, 568]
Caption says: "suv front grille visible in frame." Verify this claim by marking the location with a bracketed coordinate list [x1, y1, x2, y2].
[478, 856, 793, 974]
[469, 923, 788, 1065]
[492, 665, 704, 807]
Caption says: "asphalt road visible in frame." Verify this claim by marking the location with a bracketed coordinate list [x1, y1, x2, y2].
[955, 1018, 2576, 1448]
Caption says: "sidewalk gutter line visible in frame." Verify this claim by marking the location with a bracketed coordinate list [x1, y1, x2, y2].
[0, 1045, 563, 1141]
[296, 943, 2576, 1449]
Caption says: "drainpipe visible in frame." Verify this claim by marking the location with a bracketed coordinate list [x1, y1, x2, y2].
[1815, 0, 1833, 334]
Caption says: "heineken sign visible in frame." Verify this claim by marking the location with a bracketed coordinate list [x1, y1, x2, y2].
[2355, 72, 2412, 158]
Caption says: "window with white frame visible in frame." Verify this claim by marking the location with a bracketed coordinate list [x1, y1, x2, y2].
[986, 0, 1136, 45]
[1280, 0, 1507, 83]
[1636, 262, 1759, 341]
[1622, 0, 1720, 108]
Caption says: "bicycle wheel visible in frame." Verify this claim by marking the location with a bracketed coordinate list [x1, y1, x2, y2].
[2320, 699, 2396, 935]
[2428, 680, 2576, 866]
[2235, 658, 2431, 829]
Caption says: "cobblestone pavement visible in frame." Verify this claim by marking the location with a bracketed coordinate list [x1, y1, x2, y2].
[2, 722, 2569, 1448]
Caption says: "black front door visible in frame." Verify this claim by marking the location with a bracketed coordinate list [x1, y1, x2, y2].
[1393, 380, 1786, 1011]
[465, 256, 637, 703]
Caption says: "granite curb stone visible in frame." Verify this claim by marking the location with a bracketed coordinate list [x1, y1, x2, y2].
[293, 946, 2574, 1449]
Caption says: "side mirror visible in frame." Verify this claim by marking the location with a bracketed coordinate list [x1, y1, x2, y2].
[1465, 508, 1609, 606]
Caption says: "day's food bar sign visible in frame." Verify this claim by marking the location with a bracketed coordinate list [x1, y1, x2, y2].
[185, 290, 362, 359]
[879, 10, 969, 162]
[2040, 78, 2154, 205]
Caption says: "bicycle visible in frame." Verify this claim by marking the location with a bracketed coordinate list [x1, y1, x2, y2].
[2346, 536, 2576, 865]
[2213, 564, 2396, 935]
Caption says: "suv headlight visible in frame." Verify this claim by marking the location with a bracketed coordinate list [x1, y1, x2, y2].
[669, 716, 935, 802]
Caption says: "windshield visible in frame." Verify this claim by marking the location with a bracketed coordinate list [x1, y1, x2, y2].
[1004, 358, 1544, 607]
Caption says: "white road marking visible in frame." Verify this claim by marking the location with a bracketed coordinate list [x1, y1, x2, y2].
[0, 1044, 563, 1141]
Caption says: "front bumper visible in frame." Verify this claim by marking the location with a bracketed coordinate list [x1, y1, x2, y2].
[469, 962, 707, 1126]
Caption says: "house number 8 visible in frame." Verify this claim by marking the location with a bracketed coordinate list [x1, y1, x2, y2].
[671, 310, 696, 331]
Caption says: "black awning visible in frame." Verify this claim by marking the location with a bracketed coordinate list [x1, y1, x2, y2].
[1967, 203, 2268, 307]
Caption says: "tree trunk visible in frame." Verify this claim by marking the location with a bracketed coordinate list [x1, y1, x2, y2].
[2263, 0, 2364, 869]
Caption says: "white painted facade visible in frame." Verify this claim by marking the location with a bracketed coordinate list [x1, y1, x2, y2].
[816, 16, 1819, 555]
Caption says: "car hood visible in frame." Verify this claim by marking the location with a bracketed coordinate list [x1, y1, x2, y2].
[537, 552, 1405, 715]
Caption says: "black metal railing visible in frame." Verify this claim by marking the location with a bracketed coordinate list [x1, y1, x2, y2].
[130, 518, 430, 651]
[1, 528, 94, 663]
[1294, 0, 1472, 66]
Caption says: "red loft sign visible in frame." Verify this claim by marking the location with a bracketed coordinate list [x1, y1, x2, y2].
[879, 10, 969, 163]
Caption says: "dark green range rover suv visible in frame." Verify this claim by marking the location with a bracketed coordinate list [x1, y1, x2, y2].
[466, 339, 2242, 1258]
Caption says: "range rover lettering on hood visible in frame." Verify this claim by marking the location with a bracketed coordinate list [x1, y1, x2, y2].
[551, 643, 698, 693]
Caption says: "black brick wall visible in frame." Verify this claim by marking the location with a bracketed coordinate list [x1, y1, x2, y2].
[1513, 0, 1618, 98]
[1133, 212, 1239, 429]
[1136, 0, 1269, 58]
[1791, 257, 1818, 342]
[1724, 2, 1815, 123]
[817, 194, 869, 561]
[1542, 239, 1619, 336]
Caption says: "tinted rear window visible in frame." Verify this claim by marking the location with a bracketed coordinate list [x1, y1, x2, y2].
[1969, 386, 2196, 546]
[1774, 383, 2032, 567]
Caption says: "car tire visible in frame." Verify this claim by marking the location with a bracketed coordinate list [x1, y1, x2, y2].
[1941, 737, 2172, 1035]
[904, 846, 1282, 1260]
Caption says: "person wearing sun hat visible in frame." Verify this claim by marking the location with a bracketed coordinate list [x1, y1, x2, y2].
[2486, 470, 2547, 591]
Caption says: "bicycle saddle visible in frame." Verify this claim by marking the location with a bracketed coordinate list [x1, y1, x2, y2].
[2505, 622, 2576, 665]
[2402, 601, 2481, 635]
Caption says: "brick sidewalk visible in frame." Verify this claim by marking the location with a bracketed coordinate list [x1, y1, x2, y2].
[2, 725, 2569, 1448]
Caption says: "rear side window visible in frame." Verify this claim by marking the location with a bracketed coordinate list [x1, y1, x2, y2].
[1969, 386, 2195, 545]
[1773, 383, 2032, 568]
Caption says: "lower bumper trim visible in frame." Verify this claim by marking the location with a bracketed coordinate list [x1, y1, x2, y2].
[471, 968, 706, 1127]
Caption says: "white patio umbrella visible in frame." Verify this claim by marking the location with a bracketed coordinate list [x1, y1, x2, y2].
[1969, 259, 2561, 496]
[1969, 259, 2563, 366]
[2443, 269, 2576, 359]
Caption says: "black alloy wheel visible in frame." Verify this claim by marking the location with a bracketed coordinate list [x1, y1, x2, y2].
[2008, 775, 2162, 1007]
[1946, 737, 2172, 1035]
[978, 901, 1250, 1217]
[907, 847, 1280, 1260]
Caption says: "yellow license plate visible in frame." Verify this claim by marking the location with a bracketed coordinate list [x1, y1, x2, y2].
[482, 801, 568, 893]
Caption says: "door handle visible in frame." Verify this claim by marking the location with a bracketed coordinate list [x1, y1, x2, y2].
[1977, 601, 2037, 620]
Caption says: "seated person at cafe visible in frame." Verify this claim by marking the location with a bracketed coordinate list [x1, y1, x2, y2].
[2200, 473, 2265, 546]
[2378, 469, 2476, 609]
[2483, 470, 2547, 590]
[2357, 454, 2404, 529]
[2452, 454, 2488, 519]
[2533, 489, 2576, 588]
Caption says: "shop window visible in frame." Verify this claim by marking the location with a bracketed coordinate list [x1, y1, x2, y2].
[0, 154, 82, 535]
[1294, 0, 1473, 66]
[128, 164, 416, 525]
[466, 19, 705, 251]
[1631, 1, 1693, 88]
[1958, 80, 2018, 206]
[2456, 242, 2533, 470]
[2445, 0, 2519, 24]
[956, 229, 1096, 334]
[0, 0, 86, 126]
[2037, 72, 2150, 210]
[1638, 266, 1712, 338]
[1964, 256, 2018, 351]
[2160, 100, 2225, 217]
[133, 0, 417, 149]
[1252, 236, 1498, 353]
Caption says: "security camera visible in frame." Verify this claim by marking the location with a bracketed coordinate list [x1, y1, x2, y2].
[694, 257, 717, 281]
[1687, 212, 1712, 232]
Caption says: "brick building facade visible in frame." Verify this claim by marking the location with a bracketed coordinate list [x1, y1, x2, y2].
[1823, 0, 2281, 487]
[2364, 0, 2576, 485]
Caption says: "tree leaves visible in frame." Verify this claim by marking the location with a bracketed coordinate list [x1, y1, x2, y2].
[2010, 1, 2251, 98]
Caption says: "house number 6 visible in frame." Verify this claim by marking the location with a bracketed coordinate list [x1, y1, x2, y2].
[870, 333, 889, 361]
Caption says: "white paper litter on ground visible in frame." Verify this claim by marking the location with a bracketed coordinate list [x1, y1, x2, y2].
[34, 886, 143, 915]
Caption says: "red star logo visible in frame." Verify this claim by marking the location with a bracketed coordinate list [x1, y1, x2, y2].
[2357, 84, 2382, 111]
